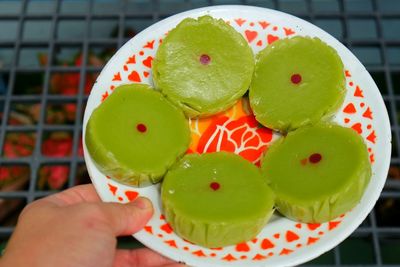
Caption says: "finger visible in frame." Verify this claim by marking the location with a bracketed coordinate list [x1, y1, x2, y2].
[95, 197, 154, 236]
[41, 184, 101, 207]
[113, 247, 186, 267]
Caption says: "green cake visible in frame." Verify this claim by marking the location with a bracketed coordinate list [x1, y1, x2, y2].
[261, 123, 371, 223]
[162, 152, 275, 248]
[249, 36, 346, 132]
[85, 84, 191, 187]
[153, 15, 255, 117]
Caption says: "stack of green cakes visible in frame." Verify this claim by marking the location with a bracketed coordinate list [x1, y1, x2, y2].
[85, 15, 371, 248]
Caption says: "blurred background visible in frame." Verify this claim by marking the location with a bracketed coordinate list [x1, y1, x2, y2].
[0, 0, 399, 266]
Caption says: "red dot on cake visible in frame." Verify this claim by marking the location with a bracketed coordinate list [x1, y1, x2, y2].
[200, 54, 211, 65]
[240, 255, 247, 259]
[360, 102, 365, 107]
[291, 74, 302, 84]
[184, 246, 189, 251]
[318, 231, 324, 235]
[158, 234, 163, 238]
[309, 153, 322, 164]
[367, 124, 372, 129]
[268, 252, 274, 256]
[296, 244, 302, 248]
[139, 51, 144, 56]
[349, 81, 354, 86]
[210, 253, 216, 257]
[210, 182, 220, 191]
[136, 123, 147, 133]
[273, 26, 278, 31]
[368, 148, 372, 152]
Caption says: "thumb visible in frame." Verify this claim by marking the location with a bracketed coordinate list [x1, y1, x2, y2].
[94, 197, 154, 236]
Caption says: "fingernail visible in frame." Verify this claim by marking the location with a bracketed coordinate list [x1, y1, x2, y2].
[132, 197, 152, 210]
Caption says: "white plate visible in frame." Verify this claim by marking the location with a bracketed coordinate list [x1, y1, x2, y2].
[83, 5, 391, 267]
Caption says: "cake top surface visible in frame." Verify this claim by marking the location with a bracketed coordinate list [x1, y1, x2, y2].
[153, 15, 255, 117]
[250, 36, 346, 132]
[262, 123, 371, 202]
[86, 84, 190, 175]
[162, 152, 274, 222]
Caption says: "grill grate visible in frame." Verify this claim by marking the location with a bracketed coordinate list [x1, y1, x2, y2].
[1, 0, 400, 265]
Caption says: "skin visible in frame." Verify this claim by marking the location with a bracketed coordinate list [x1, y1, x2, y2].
[0, 184, 185, 267]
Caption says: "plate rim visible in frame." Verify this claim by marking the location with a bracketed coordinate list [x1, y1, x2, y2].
[83, 5, 392, 267]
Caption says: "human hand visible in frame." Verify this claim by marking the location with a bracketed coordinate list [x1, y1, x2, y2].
[0, 184, 185, 267]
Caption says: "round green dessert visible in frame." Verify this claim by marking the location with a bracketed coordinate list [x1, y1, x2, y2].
[162, 152, 274, 248]
[153, 15, 255, 117]
[261, 124, 371, 223]
[249, 36, 346, 132]
[85, 84, 191, 187]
